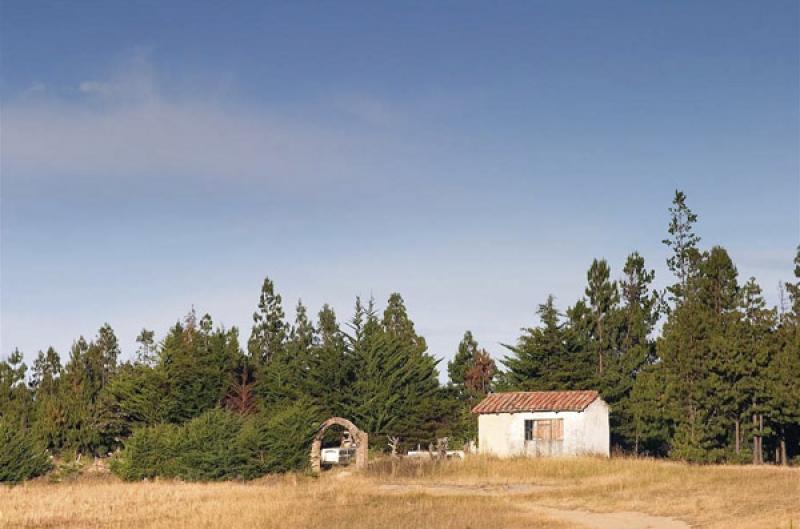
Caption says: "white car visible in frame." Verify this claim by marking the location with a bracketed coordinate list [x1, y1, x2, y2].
[321, 447, 357, 465]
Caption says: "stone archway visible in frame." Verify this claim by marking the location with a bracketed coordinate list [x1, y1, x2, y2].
[310, 417, 368, 473]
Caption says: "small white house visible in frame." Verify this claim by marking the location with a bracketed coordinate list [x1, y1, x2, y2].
[472, 390, 609, 457]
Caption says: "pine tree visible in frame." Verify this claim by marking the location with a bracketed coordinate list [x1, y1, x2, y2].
[659, 246, 741, 462]
[768, 246, 800, 464]
[305, 304, 352, 416]
[562, 299, 597, 389]
[96, 323, 120, 386]
[663, 190, 701, 304]
[29, 347, 66, 450]
[248, 276, 288, 365]
[59, 335, 110, 454]
[135, 329, 157, 365]
[290, 300, 315, 352]
[448, 331, 479, 390]
[736, 278, 776, 463]
[30, 347, 62, 395]
[585, 259, 620, 378]
[447, 332, 495, 444]
[0, 349, 32, 425]
[629, 362, 671, 455]
[611, 252, 659, 451]
[256, 300, 313, 407]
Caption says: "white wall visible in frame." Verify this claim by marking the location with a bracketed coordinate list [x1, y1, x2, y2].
[477, 399, 609, 457]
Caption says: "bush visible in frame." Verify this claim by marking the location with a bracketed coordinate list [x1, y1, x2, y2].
[110, 423, 182, 480]
[175, 409, 245, 481]
[0, 418, 52, 483]
[112, 403, 323, 481]
[238, 401, 323, 476]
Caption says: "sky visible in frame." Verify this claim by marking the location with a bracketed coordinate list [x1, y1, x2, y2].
[1, 1, 798, 377]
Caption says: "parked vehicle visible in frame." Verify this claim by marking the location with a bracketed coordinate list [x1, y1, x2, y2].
[321, 447, 357, 466]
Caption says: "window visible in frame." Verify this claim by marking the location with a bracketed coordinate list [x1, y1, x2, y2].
[525, 420, 534, 441]
[524, 419, 564, 442]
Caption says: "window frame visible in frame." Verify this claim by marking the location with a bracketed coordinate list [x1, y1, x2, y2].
[524, 418, 564, 442]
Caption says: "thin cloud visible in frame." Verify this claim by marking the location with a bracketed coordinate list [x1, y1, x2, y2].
[1, 58, 412, 190]
[78, 81, 118, 96]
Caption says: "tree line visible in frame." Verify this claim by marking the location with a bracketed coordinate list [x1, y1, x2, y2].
[500, 191, 799, 463]
[0, 190, 798, 481]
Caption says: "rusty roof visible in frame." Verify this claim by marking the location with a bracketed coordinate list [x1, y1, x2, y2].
[471, 390, 600, 414]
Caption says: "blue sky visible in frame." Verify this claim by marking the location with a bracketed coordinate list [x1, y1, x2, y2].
[1, 1, 798, 375]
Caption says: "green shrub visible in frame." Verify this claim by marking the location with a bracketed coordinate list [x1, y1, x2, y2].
[238, 400, 323, 476]
[175, 409, 245, 481]
[110, 423, 181, 480]
[0, 418, 52, 483]
[112, 404, 322, 482]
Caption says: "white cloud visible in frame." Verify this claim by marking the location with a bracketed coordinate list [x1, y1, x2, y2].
[1, 57, 409, 190]
[3, 99, 358, 186]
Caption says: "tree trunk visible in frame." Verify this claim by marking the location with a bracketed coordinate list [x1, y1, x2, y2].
[752, 414, 759, 465]
[734, 419, 740, 455]
[780, 436, 788, 467]
[759, 414, 764, 465]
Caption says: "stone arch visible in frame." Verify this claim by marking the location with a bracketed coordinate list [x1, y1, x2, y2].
[310, 417, 368, 473]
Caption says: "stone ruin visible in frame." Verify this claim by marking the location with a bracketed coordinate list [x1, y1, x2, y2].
[309, 417, 368, 474]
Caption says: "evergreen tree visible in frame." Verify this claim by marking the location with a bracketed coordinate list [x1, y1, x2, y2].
[101, 361, 172, 436]
[162, 313, 241, 423]
[503, 296, 563, 390]
[0, 417, 51, 482]
[30, 347, 62, 395]
[585, 258, 620, 377]
[464, 348, 496, 395]
[290, 300, 315, 352]
[611, 252, 659, 451]
[662, 190, 701, 304]
[0, 349, 32, 425]
[658, 246, 740, 462]
[59, 335, 113, 454]
[29, 347, 66, 450]
[448, 331, 479, 390]
[629, 362, 672, 455]
[768, 247, 800, 464]
[349, 294, 446, 446]
[503, 295, 595, 390]
[256, 300, 313, 407]
[447, 332, 495, 443]
[96, 323, 120, 386]
[562, 299, 597, 388]
[736, 278, 776, 463]
[134, 329, 157, 365]
[248, 276, 288, 365]
[305, 304, 352, 416]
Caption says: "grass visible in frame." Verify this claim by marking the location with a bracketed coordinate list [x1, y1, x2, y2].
[369, 456, 800, 528]
[0, 456, 797, 529]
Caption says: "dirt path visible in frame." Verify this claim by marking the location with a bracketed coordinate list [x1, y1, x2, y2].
[524, 505, 690, 529]
[377, 482, 691, 529]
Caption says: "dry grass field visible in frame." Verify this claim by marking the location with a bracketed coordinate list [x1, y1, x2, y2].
[1, 456, 797, 529]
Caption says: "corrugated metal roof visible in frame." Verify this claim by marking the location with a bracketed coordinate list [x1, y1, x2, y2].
[471, 390, 600, 414]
